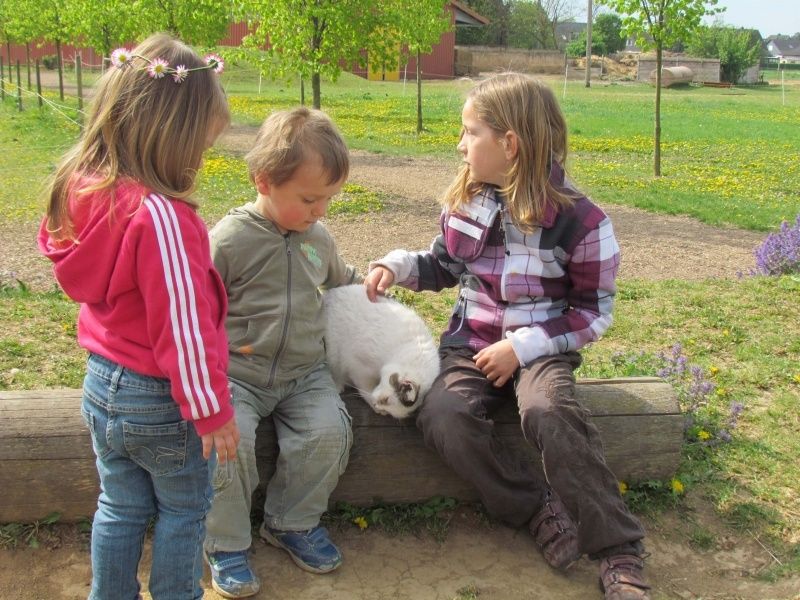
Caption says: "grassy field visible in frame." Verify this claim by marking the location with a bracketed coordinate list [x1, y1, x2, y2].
[1, 67, 799, 576]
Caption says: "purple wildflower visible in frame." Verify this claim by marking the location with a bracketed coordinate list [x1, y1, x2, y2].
[754, 215, 800, 276]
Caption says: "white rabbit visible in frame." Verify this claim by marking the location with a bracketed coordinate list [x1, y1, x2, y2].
[323, 285, 440, 419]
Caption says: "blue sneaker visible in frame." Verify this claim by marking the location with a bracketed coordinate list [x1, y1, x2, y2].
[259, 523, 342, 573]
[205, 550, 260, 598]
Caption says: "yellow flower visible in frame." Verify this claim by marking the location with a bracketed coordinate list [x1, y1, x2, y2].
[722, 329, 730, 337]
[671, 479, 685, 495]
[618, 481, 628, 495]
[793, 374, 800, 384]
[697, 430, 711, 440]
[716, 387, 728, 397]
[353, 516, 368, 530]
[709, 366, 719, 376]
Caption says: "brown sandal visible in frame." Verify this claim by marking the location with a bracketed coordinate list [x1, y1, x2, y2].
[599, 554, 651, 600]
[529, 491, 580, 570]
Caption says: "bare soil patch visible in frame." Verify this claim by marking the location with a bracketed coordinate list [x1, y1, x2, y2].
[2, 502, 798, 600]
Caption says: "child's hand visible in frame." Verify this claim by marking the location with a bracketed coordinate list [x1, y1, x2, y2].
[474, 340, 520, 388]
[364, 267, 395, 302]
[202, 416, 240, 463]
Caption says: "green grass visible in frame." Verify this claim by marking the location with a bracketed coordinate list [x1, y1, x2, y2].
[4, 64, 798, 231]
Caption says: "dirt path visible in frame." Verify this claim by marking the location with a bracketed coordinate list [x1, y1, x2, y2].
[2, 503, 798, 600]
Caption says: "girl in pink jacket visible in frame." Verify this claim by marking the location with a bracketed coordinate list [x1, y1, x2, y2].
[38, 33, 239, 600]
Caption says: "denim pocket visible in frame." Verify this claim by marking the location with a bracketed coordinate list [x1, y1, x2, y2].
[81, 404, 113, 460]
[123, 420, 188, 476]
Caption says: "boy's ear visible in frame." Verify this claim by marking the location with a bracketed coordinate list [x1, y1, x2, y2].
[254, 173, 271, 196]
[502, 131, 519, 160]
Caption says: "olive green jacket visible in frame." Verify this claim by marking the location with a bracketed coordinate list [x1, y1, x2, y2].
[210, 203, 359, 388]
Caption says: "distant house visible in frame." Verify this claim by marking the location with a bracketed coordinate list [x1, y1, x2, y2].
[766, 36, 800, 64]
[352, 0, 490, 81]
[555, 22, 586, 49]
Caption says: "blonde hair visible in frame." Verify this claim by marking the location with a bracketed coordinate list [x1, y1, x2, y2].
[443, 73, 577, 230]
[245, 107, 349, 186]
[45, 33, 230, 241]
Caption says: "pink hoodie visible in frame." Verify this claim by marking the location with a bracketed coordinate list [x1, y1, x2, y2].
[38, 179, 233, 435]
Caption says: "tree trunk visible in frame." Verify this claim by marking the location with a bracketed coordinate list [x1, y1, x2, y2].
[312, 72, 321, 109]
[585, 0, 592, 88]
[56, 39, 64, 101]
[25, 43, 31, 89]
[300, 78, 305, 106]
[654, 45, 662, 177]
[416, 50, 423, 133]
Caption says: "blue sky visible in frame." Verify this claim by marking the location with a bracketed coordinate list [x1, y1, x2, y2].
[706, 0, 799, 37]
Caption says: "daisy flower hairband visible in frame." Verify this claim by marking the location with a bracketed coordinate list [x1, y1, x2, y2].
[109, 47, 224, 83]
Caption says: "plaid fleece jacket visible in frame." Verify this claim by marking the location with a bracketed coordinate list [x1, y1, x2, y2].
[374, 169, 620, 365]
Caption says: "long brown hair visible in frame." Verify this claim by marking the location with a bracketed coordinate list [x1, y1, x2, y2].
[45, 33, 230, 241]
[443, 73, 577, 230]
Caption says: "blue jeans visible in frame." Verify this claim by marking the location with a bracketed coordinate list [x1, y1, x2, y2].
[81, 353, 214, 600]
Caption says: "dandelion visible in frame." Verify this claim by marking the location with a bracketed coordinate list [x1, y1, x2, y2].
[618, 481, 628, 495]
[110, 48, 132, 68]
[172, 64, 188, 83]
[353, 516, 368, 530]
[697, 430, 711, 441]
[671, 479, 685, 495]
[709, 366, 719, 376]
[205, 53, 225, 74]
[147, 58, 170, 79]
[793, 374, 800, 384]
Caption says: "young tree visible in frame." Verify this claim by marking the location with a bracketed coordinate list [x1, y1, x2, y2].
[10, 0, 74, 100]
[66, 0, 145, 61]
[236, 0, 373, 109]
[508, 0, 551, 49]
[594, 12, 625, 53]
[135, 0, 232, 46]
[380, 0, 451, 133]
[686, 26, 761, 84]
[598, 0, 722, 175]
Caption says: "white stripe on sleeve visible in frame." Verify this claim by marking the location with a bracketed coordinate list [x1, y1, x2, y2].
[144, 195, 215, 419]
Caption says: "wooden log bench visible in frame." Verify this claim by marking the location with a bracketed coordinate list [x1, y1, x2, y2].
[0, 378, 683, 523]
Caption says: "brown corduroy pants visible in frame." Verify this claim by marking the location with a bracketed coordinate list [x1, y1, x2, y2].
[416, 346, 645, 556]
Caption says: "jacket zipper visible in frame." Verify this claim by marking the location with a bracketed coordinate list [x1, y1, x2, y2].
[267, 233, 293, 387]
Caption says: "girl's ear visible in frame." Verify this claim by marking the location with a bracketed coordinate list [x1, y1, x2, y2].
[502, 131, 519, 161]
[254, 173, 271, 196]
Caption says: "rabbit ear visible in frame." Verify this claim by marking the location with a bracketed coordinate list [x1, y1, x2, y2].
[390, 372, 400, 389]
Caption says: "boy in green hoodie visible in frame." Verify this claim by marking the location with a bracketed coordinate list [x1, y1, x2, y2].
[203, 107, 360, 598]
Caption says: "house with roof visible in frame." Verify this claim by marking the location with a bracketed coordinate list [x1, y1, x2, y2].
[766, 36, 800, 63]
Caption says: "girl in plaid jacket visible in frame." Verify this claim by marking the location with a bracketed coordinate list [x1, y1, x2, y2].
[365, 73, 650, 600]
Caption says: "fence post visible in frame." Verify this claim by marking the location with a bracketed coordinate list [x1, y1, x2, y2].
[76, 52, 83, 129]
[16, 60, 22, 111]
[36, 60, 42, 108]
